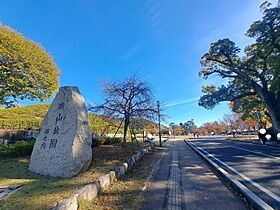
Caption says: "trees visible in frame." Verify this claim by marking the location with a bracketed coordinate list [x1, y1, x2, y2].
[221, 113, 241, 136]
[179, 120, 197, 135]
[169, 120, 197, 135]
[198, 3, 280, 133]
[183, 119, 197, 134]
[91, 75, 157, 146]
[0, 25, 60, 107]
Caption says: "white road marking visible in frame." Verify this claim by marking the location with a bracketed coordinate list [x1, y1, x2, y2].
[186, 140, 274, 210]
[230, 146, 280, 160]
[190, 141, 280, 204]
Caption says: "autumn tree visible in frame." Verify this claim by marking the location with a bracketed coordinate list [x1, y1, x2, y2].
[198, 3, 280, 134]
[221, 113, 241, 136]
[91, 75, 157, 146]
[179, 119, 197, 135]
[0, 25, 60, 106]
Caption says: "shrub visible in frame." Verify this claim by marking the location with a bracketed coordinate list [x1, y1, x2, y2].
[91, 137, 122, 147]
[91, 138, 100, 147]
[0, 140, 35, 158]
[103, 137, 122, 145]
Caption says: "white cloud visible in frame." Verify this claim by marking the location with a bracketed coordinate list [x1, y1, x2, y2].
[121, 41, 142, 60]
[165, 97, 199, 108]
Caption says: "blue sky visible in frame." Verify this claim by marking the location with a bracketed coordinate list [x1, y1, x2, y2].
[1, 0, 277, 126]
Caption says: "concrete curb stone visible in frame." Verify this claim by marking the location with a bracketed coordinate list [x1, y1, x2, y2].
[50, 195, 78, 210]
[109, 171, 117, 182]
[115, 165, 126, 178]
[123, 162, 129, 171]
[50, 145, 154, 210]
[126, 158, 135, 169]
[98, 174, 110, 190]
[74, 182, 99, 201]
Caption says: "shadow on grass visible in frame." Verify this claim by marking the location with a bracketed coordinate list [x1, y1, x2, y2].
[0, 142, 151, 210]
[78, 148, 166, 210]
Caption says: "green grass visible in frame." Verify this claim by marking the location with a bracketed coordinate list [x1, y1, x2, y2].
[78, 147, 164, 210]
[0, 142, 149, 210]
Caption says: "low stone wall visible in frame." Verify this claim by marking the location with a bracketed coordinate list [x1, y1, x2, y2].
[0, 129, 39, 144]
[50, 144, 155, 210]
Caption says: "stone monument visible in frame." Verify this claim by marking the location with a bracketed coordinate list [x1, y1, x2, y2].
[29, 86, 92, 178]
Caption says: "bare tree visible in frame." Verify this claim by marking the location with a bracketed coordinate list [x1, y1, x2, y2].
[91, 75, 157, 147]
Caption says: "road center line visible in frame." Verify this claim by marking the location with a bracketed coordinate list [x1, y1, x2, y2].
[190, 142, 280, 204]
[230, 146, 280, 160]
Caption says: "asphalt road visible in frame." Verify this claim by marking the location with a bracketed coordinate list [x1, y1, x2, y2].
[189, 138, 280, 209]
[141, 139, 246, 210]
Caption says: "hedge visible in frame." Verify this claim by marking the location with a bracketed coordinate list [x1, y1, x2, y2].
[0, 140, 35, 159]
[92, 137, 123, 147]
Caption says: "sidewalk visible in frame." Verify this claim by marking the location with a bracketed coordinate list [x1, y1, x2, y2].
[140, 139, 247, 210]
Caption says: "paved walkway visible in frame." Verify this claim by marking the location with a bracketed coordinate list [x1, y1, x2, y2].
[140, 139, 247, 210]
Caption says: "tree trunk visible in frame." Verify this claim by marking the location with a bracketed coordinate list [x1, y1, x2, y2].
[113, 118, 123, 139]
[266, 104, 280, 134]
[258, 91, 280, 134]
[123, 116, 130, 147]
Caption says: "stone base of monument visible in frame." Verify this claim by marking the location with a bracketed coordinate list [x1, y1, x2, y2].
[29, 86, 92, 178]
[50, 144, 155, 210]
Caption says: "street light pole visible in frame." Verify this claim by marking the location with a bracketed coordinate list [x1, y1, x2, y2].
[157, 101, 162, 147]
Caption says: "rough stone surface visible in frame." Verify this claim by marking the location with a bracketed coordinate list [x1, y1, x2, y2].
[142, 148, 148, 154]
[132, 153, 140, 162]
[127, 158, 135, 168]
[29, 86, 92, 178]
[115, 166, 125, 177]
[99, 174, 111, 190]
[109, 171, 117, 182]
[50, 196, 78, 210]
[75, 182, 99, 200]
[123, 162, 128, 171]
[138, 151, 144, 158]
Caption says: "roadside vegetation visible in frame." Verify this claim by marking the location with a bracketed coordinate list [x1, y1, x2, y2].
[78, 147, 164, 210]
[0, 25, 60, 107]
[0, 142, 151, 210]
[0, 141, 34, 159]
[91, 75, 159, 147]
[198, 2, 280, 135]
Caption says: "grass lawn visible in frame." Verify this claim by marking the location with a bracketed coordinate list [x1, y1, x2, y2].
[78, 147, 164, 210]
[0, 142, 149, 210]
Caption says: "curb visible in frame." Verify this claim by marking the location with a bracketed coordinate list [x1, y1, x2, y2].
[50, 143, 155, 210]
[184, 139, 274, 210]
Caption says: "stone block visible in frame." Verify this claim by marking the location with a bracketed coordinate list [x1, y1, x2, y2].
[115, 166, 125, 177]
[123, 162, 128, 171]
[109, 171, 117, 182]
[132, 153, 140, 162]
[98, 174, 110, 190]
[127, 158, 135, 169]
[75, 182, 99, 201]
[50, 196, 78, 210]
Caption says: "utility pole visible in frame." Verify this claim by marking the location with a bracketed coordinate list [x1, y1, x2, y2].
[157, 101, 162, 147]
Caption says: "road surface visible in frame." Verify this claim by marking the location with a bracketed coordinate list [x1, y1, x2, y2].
[189, 138, 280, 209]
[141, 139, 247, 210]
